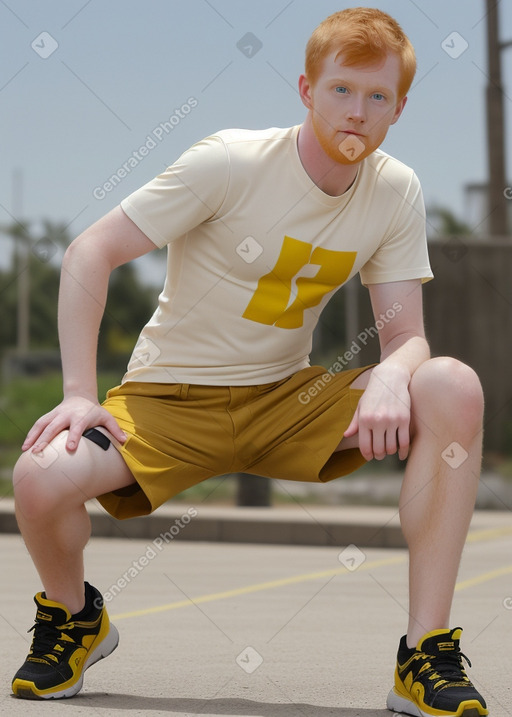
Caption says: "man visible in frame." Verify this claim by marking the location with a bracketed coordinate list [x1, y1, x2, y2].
[12, 7, 488, 716]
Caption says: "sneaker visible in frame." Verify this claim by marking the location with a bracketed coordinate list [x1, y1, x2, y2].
[12, 583, 118, 699]
[386, 627, 488, 716]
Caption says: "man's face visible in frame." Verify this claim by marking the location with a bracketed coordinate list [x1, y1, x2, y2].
[300, 51, 407, 164]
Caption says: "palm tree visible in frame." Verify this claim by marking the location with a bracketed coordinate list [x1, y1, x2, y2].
[0, 219, 71, 352]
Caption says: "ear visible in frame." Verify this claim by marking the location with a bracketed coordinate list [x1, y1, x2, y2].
[298, 74, 314, 110]
[390, 95, 407, 125]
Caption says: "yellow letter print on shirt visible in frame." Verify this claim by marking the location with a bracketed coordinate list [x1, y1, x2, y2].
[242, 236, 357, 329]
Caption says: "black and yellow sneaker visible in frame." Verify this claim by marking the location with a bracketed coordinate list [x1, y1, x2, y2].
[12, 582, 118, 699]
[386, 627, 488, 716]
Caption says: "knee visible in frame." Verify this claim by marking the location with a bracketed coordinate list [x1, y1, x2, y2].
[13, 445, 67, 521]
[410, 357, 484, 430]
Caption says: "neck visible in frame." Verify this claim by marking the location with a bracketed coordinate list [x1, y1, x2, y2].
[297, 115, 360, 197]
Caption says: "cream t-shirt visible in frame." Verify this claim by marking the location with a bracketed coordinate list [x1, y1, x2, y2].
[120, 125, 433, 385]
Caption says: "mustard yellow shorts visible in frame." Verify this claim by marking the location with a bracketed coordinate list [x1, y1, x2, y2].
[96, 364, 372, 520]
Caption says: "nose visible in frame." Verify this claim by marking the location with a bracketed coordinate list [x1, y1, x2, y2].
[345, 97, 366, 123]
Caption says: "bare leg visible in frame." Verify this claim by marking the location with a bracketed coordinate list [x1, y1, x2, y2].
[337, 357, 484, 646]
[398, 357, 483, 645]
[13, 431, 135, 614]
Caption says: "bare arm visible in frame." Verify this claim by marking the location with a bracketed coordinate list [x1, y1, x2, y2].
[23, 206, 157, 453]
[344, 279, 430, 460]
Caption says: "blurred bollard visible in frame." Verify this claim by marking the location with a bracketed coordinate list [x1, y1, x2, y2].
[236, 473, 271, 507]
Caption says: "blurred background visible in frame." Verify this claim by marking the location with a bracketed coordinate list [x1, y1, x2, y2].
[1, 0, 511, 508]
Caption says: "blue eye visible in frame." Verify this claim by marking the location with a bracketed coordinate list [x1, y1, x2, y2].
[372, 93, 385, 100]
[335, 86, 348, 94]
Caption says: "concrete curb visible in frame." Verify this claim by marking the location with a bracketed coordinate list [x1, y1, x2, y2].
[2, 499, 511, 548]
[0, 499, 406, 548]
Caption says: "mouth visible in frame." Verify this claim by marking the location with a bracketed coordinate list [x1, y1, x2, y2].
[341, 130, 364, 137]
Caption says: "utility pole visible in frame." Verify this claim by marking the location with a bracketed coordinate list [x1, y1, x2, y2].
[12, 169, 30, 352]
[485, 0, 510, 235]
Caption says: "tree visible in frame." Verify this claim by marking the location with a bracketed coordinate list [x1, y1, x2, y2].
[99, 263, 158, 371]
[0, 218, 157, 373]
[0, 219, 71, 352]
[428, 206, 472, 236]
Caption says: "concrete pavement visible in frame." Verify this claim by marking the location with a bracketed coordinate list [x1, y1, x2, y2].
[1, 511, 511, 716]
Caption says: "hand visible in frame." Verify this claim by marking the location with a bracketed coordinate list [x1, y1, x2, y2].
[22, 396, 127, 454]
[344, 366, 411, 461]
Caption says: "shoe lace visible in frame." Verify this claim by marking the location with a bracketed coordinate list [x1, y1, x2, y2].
[28, 620, 76, 659]
[418, 649, 472, 689]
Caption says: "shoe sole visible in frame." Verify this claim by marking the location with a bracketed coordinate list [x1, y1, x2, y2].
[12, 621, 119, 700]
[386, 688, 489, 716]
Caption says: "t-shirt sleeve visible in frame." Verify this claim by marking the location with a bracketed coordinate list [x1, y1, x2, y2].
[120, 135, 229, 248]
[359, 171, 433, 286]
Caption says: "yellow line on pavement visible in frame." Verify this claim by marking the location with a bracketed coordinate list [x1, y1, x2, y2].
[454, 564, 512, 592]
[110, 523, 512, 622]
[111, 554, 405, 621]
[465, 526, 512, 543]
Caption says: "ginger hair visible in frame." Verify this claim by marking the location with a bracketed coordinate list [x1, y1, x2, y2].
[305, 7, 416, 99]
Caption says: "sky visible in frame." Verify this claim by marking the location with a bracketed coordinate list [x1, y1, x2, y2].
[1, 0, 511, 282]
